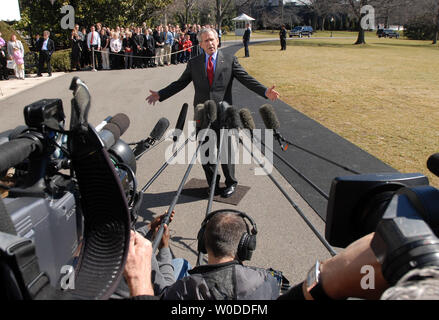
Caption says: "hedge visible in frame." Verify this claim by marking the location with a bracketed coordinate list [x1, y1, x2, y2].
[23, 49, 71, 74]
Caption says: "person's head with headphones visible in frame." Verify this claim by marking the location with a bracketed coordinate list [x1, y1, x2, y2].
[198, 209, 257, 264]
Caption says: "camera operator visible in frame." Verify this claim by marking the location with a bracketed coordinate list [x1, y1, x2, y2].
[124, 210, 280, 300]
[117, 211, 194, 298]
[279, 233, 439, 300]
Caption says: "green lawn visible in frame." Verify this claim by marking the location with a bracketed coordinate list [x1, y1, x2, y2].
[237, 36, 439, 187]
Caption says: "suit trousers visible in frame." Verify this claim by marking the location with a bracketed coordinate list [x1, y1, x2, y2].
[280, 38, 287, 50]
[244, 41, 250, 57]
[164, 44, 172, 65]
[196, 126, 238, 188]
[38, 50, 52, 75]
[155, 47, 164, 66]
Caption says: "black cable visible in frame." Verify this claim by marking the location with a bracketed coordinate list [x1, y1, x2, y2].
[237, 130, 337, 257]
[260, 140, 330, 200]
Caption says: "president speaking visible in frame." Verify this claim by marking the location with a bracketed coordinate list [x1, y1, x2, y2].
[146, 27, 280, 198]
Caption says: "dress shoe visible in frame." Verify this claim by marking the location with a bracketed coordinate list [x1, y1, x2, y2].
[222, 183, 237, 198]
[206, 184, 222, 197]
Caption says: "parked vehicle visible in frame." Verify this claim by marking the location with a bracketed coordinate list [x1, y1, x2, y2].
[289, 26, 313, 38]
[376, 29, 400, 38]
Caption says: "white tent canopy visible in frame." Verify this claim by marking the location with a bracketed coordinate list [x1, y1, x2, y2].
[232, 14, 256, 22]
[0, 0, 21, 21]
[232, 13, 255, 36]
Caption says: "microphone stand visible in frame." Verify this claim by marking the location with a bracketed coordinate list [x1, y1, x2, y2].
[196, 127, 226, 266]
[152, 123, 213, 253]
[235, 129, 337, 257]
[140, 131, 195, 193]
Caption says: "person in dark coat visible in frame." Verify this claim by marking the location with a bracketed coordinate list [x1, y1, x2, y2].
[37, 30, 55, 77]
[279, 25, 287, 51]
[243, 23, 251, 57]
[71, 30, 82, 71]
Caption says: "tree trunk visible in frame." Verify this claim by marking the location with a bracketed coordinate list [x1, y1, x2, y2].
[433, 30, 438, 44]
[321, 16, 326, 31]
[355, 27, 366, 44]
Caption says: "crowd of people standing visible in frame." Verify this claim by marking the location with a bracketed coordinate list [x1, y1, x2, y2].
[70, 22, 223, 71]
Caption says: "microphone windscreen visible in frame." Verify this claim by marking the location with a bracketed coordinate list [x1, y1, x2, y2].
[427, 153, 439, 177]
[176, 103, 188, 132]
[103, 122, 121, 141]
[239, 108, 256, 130]
[218, 101, 231, 126]
[110, 113, 130, 136]
[204, 100, 217, 125]
[194, 104, 204, 128]
[225, 107, 241, 129]
[150, 117, 170, 141]
[259, 104, 280, 130]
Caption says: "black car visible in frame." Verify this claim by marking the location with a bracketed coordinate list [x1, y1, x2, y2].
[376, 29, 400, 39]
[289, 26, 313, 38]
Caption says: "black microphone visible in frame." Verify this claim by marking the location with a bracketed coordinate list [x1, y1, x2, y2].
[194, 104, 205, 129]
[174, 103, 188, 142]
[109, 113, 130, 136]
[427, 153, 439, 177]
[97, 114, 130, 150]
[203, 100, 217, 128]
[225, 106, 241, 129]
[218, 101, 231, 128]
[133, 118, 170, 158]
[259, 104, 288, 151]
[148, 117, 170, 145]
[239, 108, 256, 131]
[239, 108, 256, 139]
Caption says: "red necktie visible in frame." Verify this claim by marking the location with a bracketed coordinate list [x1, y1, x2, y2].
[207, 55, 214, 87]
[90, 32, 94, 45]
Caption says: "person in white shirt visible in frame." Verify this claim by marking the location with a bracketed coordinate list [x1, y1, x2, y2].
[87, 25, 101, 69]
[7, 34, 25, 80]
[110, 32, 122, 69]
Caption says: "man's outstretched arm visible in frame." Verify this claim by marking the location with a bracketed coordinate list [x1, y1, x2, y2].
[146, 62, 193, 105]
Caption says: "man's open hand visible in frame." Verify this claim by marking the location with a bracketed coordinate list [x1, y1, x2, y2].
[146, 90, 160, 105]
[123, 231, 154, 297]
[266, 85, 280, 102]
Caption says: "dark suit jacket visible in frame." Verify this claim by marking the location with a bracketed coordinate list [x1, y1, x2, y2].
[158, 50, 267, 107]
[36, 38, 55, 55]
[144, 35, 155, 52]
[243, 29, 251, 42]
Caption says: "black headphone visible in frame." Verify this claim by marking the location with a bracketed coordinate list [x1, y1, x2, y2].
[197, 209, 258, 261]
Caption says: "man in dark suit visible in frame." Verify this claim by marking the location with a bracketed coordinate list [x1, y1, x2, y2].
[37, 30, 55, 77]
[243, 23, 251, 58]
[144, 28, 155, 68]
[133, 27, 145, 68]
[280, 25, 287, 51]
[146, 28, 279, 198]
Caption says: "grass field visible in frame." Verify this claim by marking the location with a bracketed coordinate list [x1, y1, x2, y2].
[237, 35, 439, 187]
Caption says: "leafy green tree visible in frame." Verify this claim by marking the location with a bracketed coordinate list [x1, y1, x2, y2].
[14, 0, 172, 47]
